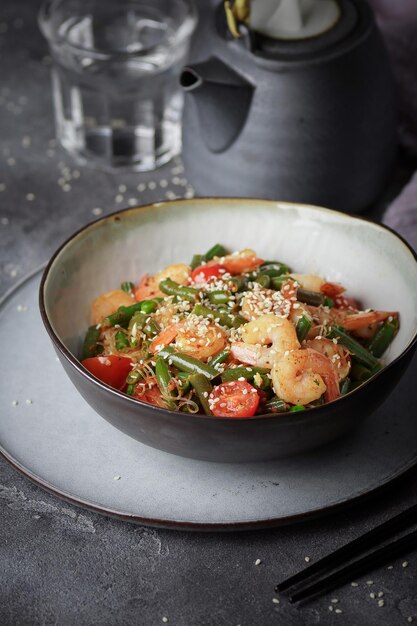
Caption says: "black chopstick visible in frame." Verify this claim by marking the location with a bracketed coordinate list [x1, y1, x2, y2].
[277, 502, 417, 594]
[289, 527, 417, 603]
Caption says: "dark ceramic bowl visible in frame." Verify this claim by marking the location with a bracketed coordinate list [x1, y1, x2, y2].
[40, 199, 417, 462]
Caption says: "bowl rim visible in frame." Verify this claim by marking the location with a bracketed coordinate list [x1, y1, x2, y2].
[39, 197, 417, 424]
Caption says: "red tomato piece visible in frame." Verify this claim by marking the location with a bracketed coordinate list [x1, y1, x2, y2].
[81, 355, 132, 390]
[134, 384, 165, 407]
[191, 263, 226, 284]
[209, 380, 260, 418]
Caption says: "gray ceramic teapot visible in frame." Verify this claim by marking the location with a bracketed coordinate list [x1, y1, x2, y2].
[181, 0, 397, 212]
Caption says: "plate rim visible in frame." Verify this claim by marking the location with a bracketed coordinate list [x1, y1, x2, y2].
[2, 267, 417, 531]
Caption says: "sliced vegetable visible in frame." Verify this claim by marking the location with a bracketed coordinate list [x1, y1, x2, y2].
[327, 325, 380, 370]
[159, 278, 199, 302]
[121, 281, 135, 294]
[192, 303, 244, 329]
[189, 374, 213, 415]
[115, 330, 129, 351]
[81, 355, 132, 390]
[221, 366, 269, 383]
[209, 380, 260, 418]
[191, 263, 226, 284]
[368, 317, 399, 358]
[340, 378, 351, 395]
[297, 288, 325, 307]
[210, 349, 231, 368]
[81, 325, 103, 359]
[264, 396, 288, 413]
[289, 405, 305, 412]
[158, 346, 218, 379]
[190, 254, 203, 270]
[203, 243, 228, 262]
[207, 290, 231, 305]
[295, 315, 312, 342]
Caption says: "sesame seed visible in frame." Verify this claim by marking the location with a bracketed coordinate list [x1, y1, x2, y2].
[62, 184, 71, 192]
[407, 617, 413, 623]
[1, 216, 9, 225]
[128, 198, 138, 206]
[115, 194, 124, 203]
[25, 399, 33, 405]
[11, 400, 18, 406]
[118, 184, 127, 192]
[162, 618, 168, 623]
[335, 608, 342, 614]
[378, 592, 384, 598]
[370, 592, 376, 599]
[113, 475, 121, 481]
[0, 183, 6, 191]
[328, 606, 334, 612]
[272, 598, 280, 604]
[25, 193, 35, 201]
[366, 580, 374, 585]
[305, 556, 311, 563]
[331, 598, 338, 603]
[92, 207, 103, 216]
[378, 599, 385, 607]
[402, 561, 409, 568]
[148, 181, 157, 190]
[7, 157, 16, 166]
[351, 582, 359, 587]
[255, 558, 262, 566]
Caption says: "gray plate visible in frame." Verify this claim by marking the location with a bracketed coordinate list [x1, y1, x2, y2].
[2, 270, 417, 530]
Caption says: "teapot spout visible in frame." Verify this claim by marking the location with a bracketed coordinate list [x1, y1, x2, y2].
[180, 57, 254, 153]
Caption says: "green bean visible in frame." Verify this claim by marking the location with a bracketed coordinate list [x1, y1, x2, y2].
[260, 261, 291, 276]
[289, 405, 305, 412]
[222, 366, 270, 383]
[189, 374, 213, 415]
[327, 326, 380, 370]
[207, 290, 231, 305]
[126, 369, 143, 385]
[143, 318, 160, 338]
[210, 349, 230, 368]
[203, 243, 227, 261]
[190, 254, 203, 270]
[158, 346, 218, 379]
[159, 278, 199, 302]
[264, 396, 288, 413]
[297, 288, 325, 307]
[255, 274, 271, 288]
[81, 325, 103, 359]
[192, 303, 244, 329]
[368, 317, 399, 358]
[121, 281, 135, 294]
[176, 371, 192, 394]
[340, 378, 351, 395]
[126, 384, 135, 396]
[323, 296, 334, 308]
[115, 330, 129, 351]
[295, 315, 312, 342]
[350, 363, 376, 383]
[140, 300, 158, 314]
[270, 275, 291, 290]
[229, 276, 250, 292]
[155, 357, 173, 396]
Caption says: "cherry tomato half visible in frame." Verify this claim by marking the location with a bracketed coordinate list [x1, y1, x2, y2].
[209, 380, 260, 418]
[191, 263, 226, 284]
[81, 355, 132, 390]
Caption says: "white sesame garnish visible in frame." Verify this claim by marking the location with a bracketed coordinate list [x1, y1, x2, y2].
[335, 608, 342, 614]
[113, 475, 121, 481]
[25, 399, 33, 405]
[387, 565, 393, 570]
[370, 592, 376, 599]
[272, 598, 280, 604]
[17, 304, 27, 312]
[1, 216, 9, 225]
[378, 599, 385, 607]
[331, 598, 338, 603]
[402, 561, 409, 568]
[328, 606, 334, 612]
[12, 400, 18, 406]
[118, 184, 127, 193]
[162, 618, 168, 623]
[92, 207, 103, 216]
[305, 556, 311, 563]
[254, 558, 262, 566]
[115, 194, 124, 203]
[351, 582, 359, 587]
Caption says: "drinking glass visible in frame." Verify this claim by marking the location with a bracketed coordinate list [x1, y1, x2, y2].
[39, 0, 197, 171]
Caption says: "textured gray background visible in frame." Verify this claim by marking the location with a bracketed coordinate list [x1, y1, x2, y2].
[2, 1, 417, 624]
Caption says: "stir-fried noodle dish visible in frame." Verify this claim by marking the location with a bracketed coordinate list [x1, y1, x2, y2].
[80, 244, 399, 418]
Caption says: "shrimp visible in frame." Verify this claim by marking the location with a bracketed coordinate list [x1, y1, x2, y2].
[134, 263, 191, 300]
[230, 314, 300, 368]
[90, 289, 134, 325]
[305, 337, 351, 381]
[217, 248, 263, 275]
[271, 348, 340, 405]
[151, 316, 226, 360]
[307, 306, 399, 332]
